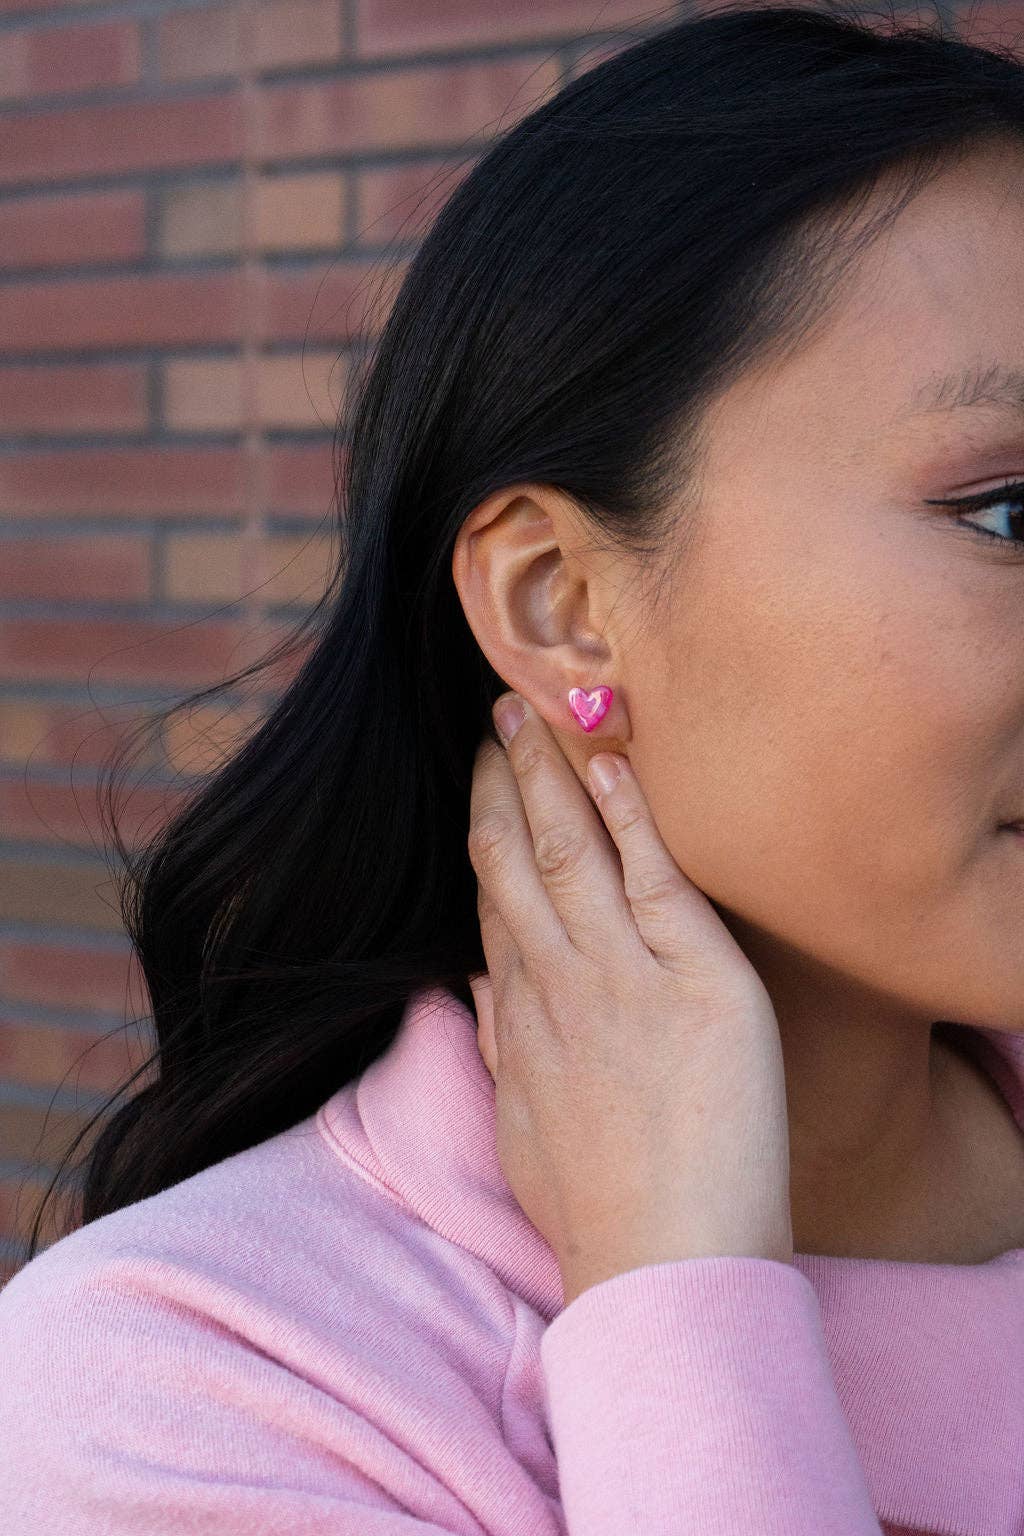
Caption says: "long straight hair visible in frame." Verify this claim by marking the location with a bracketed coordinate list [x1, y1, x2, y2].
[24, 1, 1024, 1260]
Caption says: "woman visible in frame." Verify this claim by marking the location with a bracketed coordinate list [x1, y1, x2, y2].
[2, 4, 1024, 1532]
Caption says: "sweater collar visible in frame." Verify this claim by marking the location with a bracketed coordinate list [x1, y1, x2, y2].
[320, 986, 1024, 1536]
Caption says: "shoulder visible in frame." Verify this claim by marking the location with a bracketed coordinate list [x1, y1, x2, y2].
[2, 1102, 514, 1335]
[0, 1108, 517, 1534]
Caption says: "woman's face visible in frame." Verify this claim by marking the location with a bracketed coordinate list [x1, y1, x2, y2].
[628, 140, 1024, 1035]
[455, 139, 1024, 1043]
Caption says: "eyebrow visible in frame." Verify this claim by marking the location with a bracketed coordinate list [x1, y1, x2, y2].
[907, 364, 1024, 418]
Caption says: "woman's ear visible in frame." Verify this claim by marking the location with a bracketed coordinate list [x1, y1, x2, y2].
[450, 482, 617, 729]
[467, 971, 497, 1083]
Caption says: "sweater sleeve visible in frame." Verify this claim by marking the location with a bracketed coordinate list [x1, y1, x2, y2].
[0, 1249, 496, 1536]
[1, 1239, 885, 1535]
[539, 1255, 884, 1535]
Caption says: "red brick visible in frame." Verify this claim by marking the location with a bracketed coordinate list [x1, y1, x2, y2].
[0, 616, 260, 687]
[163, 356, 243, 432]
[0, 1170, 67, 1252]
[949, 1, 1024, 55]
[252, 530, 334, 607]
[255, 349, 348, 429]
[159, 3, 240, 82]
[0, 858, 134, 933]
[0, 362, 148, 434]
[160, 0, 346, 80]
[0, 941, 137, 1014]
[163, 530, 249, 604]
[0, 1019, 144, 1094]
[0, 187, 146, 270]
[164, 528, 333, 606]
[0, 779, 99, 849]
[0, 535, 151, 601]
[0, 270, 243, 354]
[0, 0, 96, 13]
[261, 259, 408, 344]
[159, 180, 242, 257]
[0, 699, 164, 773]
[0, 445, 243, 517]
[0, 1099, 98, 1163]
[253, 628, 317, 694]
[0, 1260, 26, 1293]
[0, 775, 186, 851]
[688, 0, 809, 10]
[358, 0, 652, 53]
[266, 439, 339, 515]
[165, 349, 346, 433]
[0, 19, 141, 104]
[0, 93, 242, 190]
[163, 701, 265, 777]
[254, 171, 346, 251]
[567, 34, 642, 78]
[255, 0, 345, 70]
[356, 157, 473, 243]
[158, 172, 346, 259]
[255, 56, 562, 159]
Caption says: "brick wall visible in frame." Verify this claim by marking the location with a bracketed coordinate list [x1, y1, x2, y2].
[0, 0, 1015, 1287]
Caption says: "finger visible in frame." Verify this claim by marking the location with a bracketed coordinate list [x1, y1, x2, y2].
[474, 869, 533, 1077]
[467, 970, 497, 1081]
[496, 701, 637, 957]
[587, 751, 734, 971]
[468, 734, 571, 969]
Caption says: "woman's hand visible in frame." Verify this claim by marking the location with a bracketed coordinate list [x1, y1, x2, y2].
[467, 694, 794, 1306]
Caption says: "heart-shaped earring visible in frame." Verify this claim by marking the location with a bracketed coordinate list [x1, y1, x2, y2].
[567, 684, 613, 733]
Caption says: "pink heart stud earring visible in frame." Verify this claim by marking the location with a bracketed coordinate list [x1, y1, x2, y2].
[568, 684, 613, 733]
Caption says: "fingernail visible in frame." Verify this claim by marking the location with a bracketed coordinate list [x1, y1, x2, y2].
[588, 754, 622, 797]
[493, 692, 526, 746]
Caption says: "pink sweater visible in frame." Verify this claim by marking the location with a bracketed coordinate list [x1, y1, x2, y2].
[1, 984, 1022, 1535]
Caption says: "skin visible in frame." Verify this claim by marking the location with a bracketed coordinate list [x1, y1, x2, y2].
[451, 138, 1024, 1267]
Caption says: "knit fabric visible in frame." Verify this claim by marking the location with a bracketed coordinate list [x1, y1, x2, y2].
[0, 984, 1022, 1534]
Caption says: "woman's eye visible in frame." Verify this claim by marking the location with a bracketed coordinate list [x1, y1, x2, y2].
[924, 480, 1024, 548]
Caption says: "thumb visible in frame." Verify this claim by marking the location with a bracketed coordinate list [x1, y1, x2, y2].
[467, 971, 497, 1083]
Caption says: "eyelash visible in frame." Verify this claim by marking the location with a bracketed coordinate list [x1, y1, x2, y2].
[923, 479, 1024, 549]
